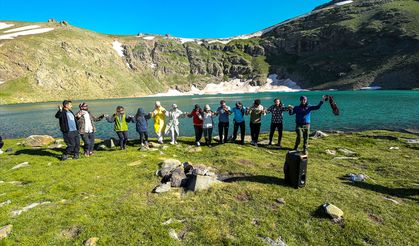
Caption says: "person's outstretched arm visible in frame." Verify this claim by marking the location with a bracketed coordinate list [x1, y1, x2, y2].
[310, 96, 326, 111]
[55, 105, 63, 118]
[105, 114, 115, 123]
[288, 106, 295, 115]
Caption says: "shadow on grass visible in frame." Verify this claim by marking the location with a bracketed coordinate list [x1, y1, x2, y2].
[14, 148, 60, 158]
[219, 174, 287, 186]
[342, 181, 419, 202]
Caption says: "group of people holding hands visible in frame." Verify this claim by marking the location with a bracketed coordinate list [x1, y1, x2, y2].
[55, 95, 327, 160]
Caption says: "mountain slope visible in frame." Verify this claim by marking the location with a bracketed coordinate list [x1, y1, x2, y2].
[0, 0, 418, 104]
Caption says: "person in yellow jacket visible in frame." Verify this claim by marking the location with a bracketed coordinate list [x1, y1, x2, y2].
[151, 101, 167, 144]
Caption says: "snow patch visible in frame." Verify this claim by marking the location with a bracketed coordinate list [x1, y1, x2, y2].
[142, 36, 155, 40]
[3, 25, 40, 33]
[335, 1, 353, 6]
[149, 74, 304, 97]
[0, 22, 14, 30]
[360, 86, 382, 90]
[0, 28, 54, 40]
[112, 40, 124, 57]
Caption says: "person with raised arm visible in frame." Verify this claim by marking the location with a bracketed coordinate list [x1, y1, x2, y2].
[247, 99, 265, 147]
[266, 98, 289, 148]
[187, 104, 204, 146]
[289, 95, 327, 155]
[215, 100, 231, 144]
[202, 104, 216, 147]
[231, 101, 247, 145]
[151, 101, 167, 144]
[165, 104, 186, 145]
[134, 107, 151, 148]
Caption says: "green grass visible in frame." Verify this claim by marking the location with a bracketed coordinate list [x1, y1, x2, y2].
[0, 131, 418, 245]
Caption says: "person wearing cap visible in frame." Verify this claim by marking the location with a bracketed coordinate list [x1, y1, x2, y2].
[151, 101, 167, 144]
[266, 98, 289, 147]
[289, 95, 327, 154]
[215, 100, 231, 144]
[75, 102, 104, 156]
[106, 106, 133, 150]
[231, 101, 247, 144]
[165, 104, 186, 145]
[202, 104, 216, 147]
[134, 107, 151, 147]
[55, 100, 80, 160]
[247, 99, 265, 147]
[187, 104, 204, 146]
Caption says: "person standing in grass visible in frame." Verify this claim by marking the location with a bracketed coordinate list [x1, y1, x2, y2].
[134, 107, 151, 148]
[231, 101, 247, 145]
[187, 104, 204, 146]
[75, 102, 104, 157]
[151, 101, 166, 144]
[202, 104, 216, 147]
[247, 99, 265, 147]
[165, 104, 186, 145]
[289, 95, 326, 154]
[215, 100, 231, 144]
[106, 106, 133, 150]
[266, 98, 289, 147]
[55, 100, 80, 160]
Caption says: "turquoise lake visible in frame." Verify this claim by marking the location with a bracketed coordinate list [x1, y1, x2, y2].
[0, 90, 418, 139]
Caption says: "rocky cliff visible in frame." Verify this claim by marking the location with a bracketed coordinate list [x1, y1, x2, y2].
[0, 0, 418, 104]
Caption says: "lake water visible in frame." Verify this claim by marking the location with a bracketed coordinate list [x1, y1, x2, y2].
[0, 90, 418, 139]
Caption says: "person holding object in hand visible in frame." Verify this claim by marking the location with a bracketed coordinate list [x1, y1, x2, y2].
[289, 95, 327, 155]
[55, 100, 80, 160]
[75, 102, 104, 157]
[105, 106, 133, 150]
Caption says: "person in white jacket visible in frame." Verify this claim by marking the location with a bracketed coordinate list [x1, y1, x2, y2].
[165, 104, 186, 144]
[202, 104, 216, 147]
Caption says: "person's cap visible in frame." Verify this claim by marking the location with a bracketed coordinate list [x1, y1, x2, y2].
[79, 102, 88, 110]
[204, 104, 211, 110]
[62, 100, 72, 106]
[300, 96, 307, 101]
[155, 101, 161, 107]
[172, 104, 178, 108]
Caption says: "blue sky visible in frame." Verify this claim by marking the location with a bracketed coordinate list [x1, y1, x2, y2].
[0, 0, 329, 38]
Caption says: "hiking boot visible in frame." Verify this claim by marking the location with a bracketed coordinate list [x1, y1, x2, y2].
[268, 141, 272, 146]
[61, 154, 68, 161]
[73, 154, 80, 160]
[196, 142, 201, 146]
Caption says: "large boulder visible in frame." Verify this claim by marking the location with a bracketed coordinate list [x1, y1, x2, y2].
[323, 203, 344, 219]
[24, 135, 55, 147]
[187, 174, 220, 192]
[311, 131, 329, 139]
[153, 183, 171, 193]
[159, 159, 182, 177]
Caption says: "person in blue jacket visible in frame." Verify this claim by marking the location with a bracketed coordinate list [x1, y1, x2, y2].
[289, 95, 326, 154]
[230, 101, 247, 144]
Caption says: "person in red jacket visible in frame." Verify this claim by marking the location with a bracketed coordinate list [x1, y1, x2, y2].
[187, 104, 204, 146]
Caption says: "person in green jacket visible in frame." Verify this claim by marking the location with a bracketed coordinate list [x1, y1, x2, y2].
[106, 106, 133, 150]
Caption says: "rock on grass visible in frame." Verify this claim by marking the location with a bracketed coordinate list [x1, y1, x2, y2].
[0, 224, 13, 239]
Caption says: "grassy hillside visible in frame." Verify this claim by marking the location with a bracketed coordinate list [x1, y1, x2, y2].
[0, 0, 418, 104]
[0, 131, 418, 245]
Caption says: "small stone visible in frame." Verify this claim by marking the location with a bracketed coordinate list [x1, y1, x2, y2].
[276, 198, 286, 205]
[5, 148, 13, 153]
[399, 138, 419, 144]
[389, 146, 399, 150]
[24, 135, 55, 147]
[149, 142, 161, 148]
[258, 140, 270, 145]
[48, 143, 63, 149]
[0, 224, 13, 239]
[97, 144, 106, 150]
[83, 237, 99, 246]
[382, 196, 400, 204]
[11, 162, 30, 170]
[337, 148, 357, 156]
[0, 149, 3, 154]
[323, 203, 344, 219]
[162, 218, 185, 225]
[192, 165, 209, 176]
[11, 201, 50, 217]
[325, 149, 336, 155]
[127, 160, 142, 166]
[333, 157, 358, 160]
[153, 183, 171, 193]
[61, 226, 82, 239]
[311, 131, 329, 139]
[261, 236, 287, 246]
[0, 200, 11, 207]
[168, 229, 180, 240]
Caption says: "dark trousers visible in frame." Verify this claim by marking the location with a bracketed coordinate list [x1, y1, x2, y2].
[232, 121, 245, 143]
[63, 130, 80, 155]
[218, 122, 229, 143]
[116, 131, 128, 149]
[194, 125, 203, 143]
[139, 131, 148, 144]
[269, 122, 283, 145]
[250, 122, 261, 143]
[294, 124, 310, 151]
[203, 128, 213, 145]
[81, 132, 95, 153]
